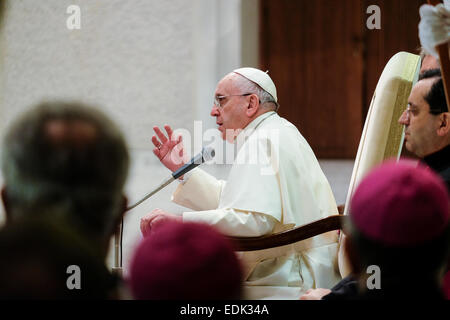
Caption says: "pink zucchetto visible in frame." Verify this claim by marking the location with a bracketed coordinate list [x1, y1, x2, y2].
[128, 221, 242, 300]
[349, 160, 449, 247]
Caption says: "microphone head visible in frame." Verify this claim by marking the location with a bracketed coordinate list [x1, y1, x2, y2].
[202, 146, 215, 162]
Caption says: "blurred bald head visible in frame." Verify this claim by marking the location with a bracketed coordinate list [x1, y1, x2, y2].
[45, 118, 98, 148]
[1, 101, 129, 250]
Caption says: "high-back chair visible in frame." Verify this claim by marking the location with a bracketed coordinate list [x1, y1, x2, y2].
[230, 51, 422, 279]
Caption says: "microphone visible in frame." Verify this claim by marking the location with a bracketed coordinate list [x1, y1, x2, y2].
[172, 146, 215, 179]
[126, 146, 215, 211]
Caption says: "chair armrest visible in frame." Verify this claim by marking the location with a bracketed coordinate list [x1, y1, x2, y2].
[228, 214, 348, 251]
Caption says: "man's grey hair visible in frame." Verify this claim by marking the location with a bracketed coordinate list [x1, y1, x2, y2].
[1, 101, 130, 239]
[233, 73, 279, 111]
[419, 46, 430, 59]
[419, 46, 440, 62]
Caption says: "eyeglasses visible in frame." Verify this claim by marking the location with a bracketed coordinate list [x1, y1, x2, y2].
[402, 105, 417, 121]
[405, 105, 412, 120]
[213, 93, 252, 108]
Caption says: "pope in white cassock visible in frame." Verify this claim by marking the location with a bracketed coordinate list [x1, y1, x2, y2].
[140, 68, 342, 299]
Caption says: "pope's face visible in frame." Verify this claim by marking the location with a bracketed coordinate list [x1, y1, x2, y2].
[211, 73, 251, 142]
[398, 79, 441, 158]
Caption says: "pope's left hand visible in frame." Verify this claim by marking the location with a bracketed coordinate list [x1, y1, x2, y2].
[299, 288, 331, 300]
[140, 208, 182, 237]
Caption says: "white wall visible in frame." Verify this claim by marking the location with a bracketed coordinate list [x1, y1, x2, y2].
[0, 0, 260, 272]
[1, 0, 216, 147]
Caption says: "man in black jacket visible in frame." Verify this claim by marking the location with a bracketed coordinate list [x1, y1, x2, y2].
[398, 68, 450, 188]
[301, 68, 450, 300]
[330, 161, 449, 300]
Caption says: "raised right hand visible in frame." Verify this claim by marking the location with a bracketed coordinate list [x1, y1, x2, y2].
[151, 125, 186, 172]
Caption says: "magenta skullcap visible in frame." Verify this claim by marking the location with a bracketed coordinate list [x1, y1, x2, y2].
[349, 160, 449, 247]
[128, 221, 242, 300]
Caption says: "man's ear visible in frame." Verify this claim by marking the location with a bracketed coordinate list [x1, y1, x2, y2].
[245, 94, 260, 118]
[437, 112, 450, 136]
[121, 195, 128, 215]
[344, 234, 363, 275]
[1, 186, 11, 223]
[105, 195, 128, 252]
[116, 195, 128, 229]
[107, 195, 127, 238]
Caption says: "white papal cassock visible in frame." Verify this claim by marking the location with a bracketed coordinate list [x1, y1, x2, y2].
[171, 111, 341, 299]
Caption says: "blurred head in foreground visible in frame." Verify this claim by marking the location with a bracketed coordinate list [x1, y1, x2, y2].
[1, 101, 129, 257]
[345, 161, 450, 298]
[129, 221, 243, 300]
[0, 217, 117, 299]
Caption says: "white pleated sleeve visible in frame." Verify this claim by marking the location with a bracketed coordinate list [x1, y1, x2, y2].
[172, 168, 277, 237]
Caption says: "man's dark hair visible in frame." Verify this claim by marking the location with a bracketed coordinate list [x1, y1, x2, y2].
[1, 101, 130, 241]
[0, 216, 117, 299]
[348, 224, 450, 276]
[419, 68, 448, 114]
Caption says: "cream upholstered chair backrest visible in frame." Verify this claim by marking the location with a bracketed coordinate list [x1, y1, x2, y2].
[337, 51, 421, 277]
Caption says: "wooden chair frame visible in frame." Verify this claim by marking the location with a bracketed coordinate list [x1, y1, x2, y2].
[229, 206, 346, 251]
[229, 213, 347, 251]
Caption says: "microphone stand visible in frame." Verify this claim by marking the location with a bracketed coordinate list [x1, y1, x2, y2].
[126, 176, 175, 211]
[112, 176, 175, 275]
[112, 221, 123, 276]
[112, 146, 215, 274]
